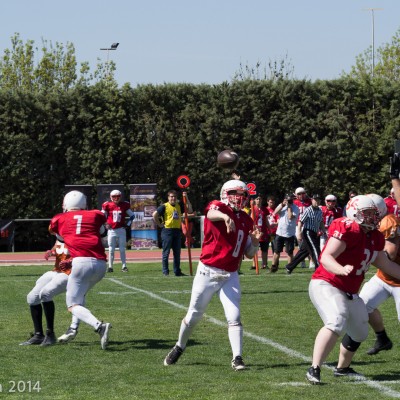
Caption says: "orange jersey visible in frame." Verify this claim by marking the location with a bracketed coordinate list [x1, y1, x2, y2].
[376, 214, 400, 286]
[53, 241, 72, 275]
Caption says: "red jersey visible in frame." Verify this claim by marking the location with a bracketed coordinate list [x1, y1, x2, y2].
[50, 210, 107, 260]
[266, 206, 279, 235]
[384, 196, 400, 218]
[320, 206, 343, 229]
[252, 205, 269, 242]
[293, 198, 312, 220]
[312, 217, 385, 294]
[102, 201, 131, 229]
[200, 201, 254, 272]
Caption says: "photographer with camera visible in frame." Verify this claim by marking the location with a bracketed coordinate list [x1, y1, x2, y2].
[269, 194, 299, 272]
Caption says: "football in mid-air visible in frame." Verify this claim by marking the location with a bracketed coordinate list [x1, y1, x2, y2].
[217, 150, 239, 169]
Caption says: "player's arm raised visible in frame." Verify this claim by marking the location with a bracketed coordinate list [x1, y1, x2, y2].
[207, 209, 236, 233]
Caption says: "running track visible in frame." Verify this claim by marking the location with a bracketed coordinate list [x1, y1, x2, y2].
[0, 249, 287, 266]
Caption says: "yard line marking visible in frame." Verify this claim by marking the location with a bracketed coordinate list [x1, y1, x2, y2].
[107, 278, 400, 398]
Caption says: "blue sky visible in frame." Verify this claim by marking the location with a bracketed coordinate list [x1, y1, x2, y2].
[1, 0, 399, 87]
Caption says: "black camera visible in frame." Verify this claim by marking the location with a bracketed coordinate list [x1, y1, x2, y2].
[285, 194, 293, 204]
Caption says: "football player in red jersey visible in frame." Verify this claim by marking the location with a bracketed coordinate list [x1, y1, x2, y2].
[164, 180, 262, 371]
[384, 187, 400, 218]
[49, 190, 111, 350]
[251, 195, 270, 269]
[306, 195, 400, 384]
[102, 189, 135, 273]
[320, 194, 343, 249]
[20, 239, 74, 346]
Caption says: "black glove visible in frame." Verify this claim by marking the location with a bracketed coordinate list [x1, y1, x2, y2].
[390, 153, 400, 179]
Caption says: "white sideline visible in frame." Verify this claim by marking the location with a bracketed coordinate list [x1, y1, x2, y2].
[107, 278, 400, 398]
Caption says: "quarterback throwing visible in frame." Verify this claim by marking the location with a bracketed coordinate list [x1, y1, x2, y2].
[164, 180, 262, 371]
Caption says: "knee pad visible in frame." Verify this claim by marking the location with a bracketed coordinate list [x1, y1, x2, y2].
[39, 289, 53, 303]
[228, 321, 242, 328]
[341, 334, 361, 352]
[184, 311, 203, 327]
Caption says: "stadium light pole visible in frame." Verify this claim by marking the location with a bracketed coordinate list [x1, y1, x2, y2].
[100, 42, 119, 77]
[363, 8, 383, 76]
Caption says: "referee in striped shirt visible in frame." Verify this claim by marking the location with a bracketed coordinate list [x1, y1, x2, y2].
[285, 194, 326, 274]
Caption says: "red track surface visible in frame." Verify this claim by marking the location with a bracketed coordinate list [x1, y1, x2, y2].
[0, 248, 288, 266]
[0, 248, 202, 266]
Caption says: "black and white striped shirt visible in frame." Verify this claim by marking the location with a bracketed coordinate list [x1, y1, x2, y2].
[300, 205, 323, 232]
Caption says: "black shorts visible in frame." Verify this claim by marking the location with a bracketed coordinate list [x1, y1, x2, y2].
[274, 235, 295, 255]
[259, 241, 269, 252]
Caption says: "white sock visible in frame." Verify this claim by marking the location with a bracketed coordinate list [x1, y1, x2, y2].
[177, 319, 195, 350]
[228, 324, 243, 358]
[71, 305, 101, 330]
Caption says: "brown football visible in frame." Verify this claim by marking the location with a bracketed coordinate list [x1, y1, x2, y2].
[217, 150, 239, 169]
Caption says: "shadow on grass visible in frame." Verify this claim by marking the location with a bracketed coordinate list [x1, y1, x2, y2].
[103, 338, 201, 352]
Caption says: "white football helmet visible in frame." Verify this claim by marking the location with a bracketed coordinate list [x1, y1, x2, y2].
[63, 190, 87, 212]
[366, 193, 387, 219]
[220, 180, 248, 211]
[110, 189, 121, 198]
[346, 195, 380, 230]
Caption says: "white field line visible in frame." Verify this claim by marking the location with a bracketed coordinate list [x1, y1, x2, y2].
[107, 278, 400, 398]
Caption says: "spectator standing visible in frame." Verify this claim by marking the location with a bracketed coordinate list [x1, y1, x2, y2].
[320, 194, 343, 249]
[384, 188, 400, 218]
[251, 195, 270, 270]
[266, 196, 279, 256]
[153, 190, 193, 276]
[270, 194, 299, 272]
[102, 190, 135, 273]
[285, 194, 325, 274]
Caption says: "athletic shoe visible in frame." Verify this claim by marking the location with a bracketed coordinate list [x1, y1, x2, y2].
[269, 265, 278, 273]
[309, 260, 316, 269]
[285, 266, 292, 275]
[19, 332, 44, 346]
[175, 272, 186, 277]
[164, 345, 184, 366]
[306, 366, 321, 384]
[122, 266, 128, 272]
[334, 367, 364, 379]
[97, 322, 111, 350]
[58, 327, 78, 343]
[107, 268, 114, 273]
[250, 266, 256, 270]
[231, 356, 246, 371]
[300, 261, 306, 268]
[41, 330, 57, 346]
[367, 339, 393, 355]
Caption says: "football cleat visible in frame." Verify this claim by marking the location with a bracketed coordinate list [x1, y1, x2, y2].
[97, 322, 111, 350]
[334, 367, 364, 379]
[19, 332, 44, 346]
[164, 345, 184, 366]
[41, 330, 57, 346]
[367, 339, 393, 355]
[122, 266, 128, 272]
[107, 268, 114, 273]
[231, 356, 246, 371]
[306, 366, 321, 384]
[58, 327, 78, 343]
[285, 266, 292, 275]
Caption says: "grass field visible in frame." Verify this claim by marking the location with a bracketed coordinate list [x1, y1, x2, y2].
[1, 261, 400, 399]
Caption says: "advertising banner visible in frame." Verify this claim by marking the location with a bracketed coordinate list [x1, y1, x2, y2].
[129, 184, 158, 249]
